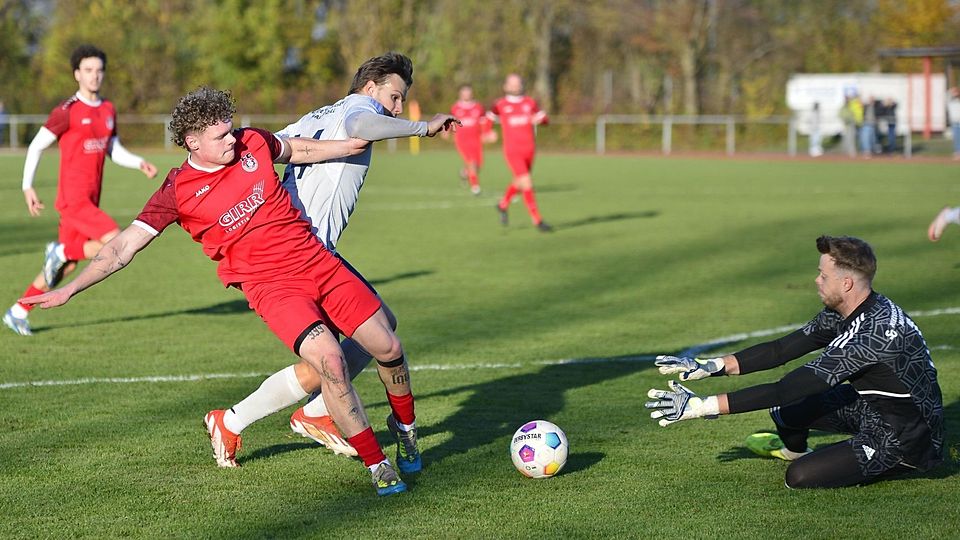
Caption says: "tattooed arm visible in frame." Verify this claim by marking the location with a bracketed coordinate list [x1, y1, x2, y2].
[19, 225, 156, 309]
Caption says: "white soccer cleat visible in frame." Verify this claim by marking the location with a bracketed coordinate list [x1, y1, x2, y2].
[290, 407, 357, 457]
[204, 410, 242, 468]
[3, 308, 33, 336]
[42, 241, 68, 288]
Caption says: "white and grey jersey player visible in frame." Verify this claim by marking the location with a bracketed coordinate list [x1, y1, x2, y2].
[276, 94, 429, 251]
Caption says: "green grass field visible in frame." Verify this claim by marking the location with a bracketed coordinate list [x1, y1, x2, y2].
[1, 147, 958, 538]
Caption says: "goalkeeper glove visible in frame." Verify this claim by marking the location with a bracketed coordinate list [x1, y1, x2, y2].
[654, 355, 724, 381]
[645, 380, 720, 427]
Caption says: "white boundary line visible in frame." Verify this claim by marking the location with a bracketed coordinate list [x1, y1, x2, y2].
[2, 307, 957, 391]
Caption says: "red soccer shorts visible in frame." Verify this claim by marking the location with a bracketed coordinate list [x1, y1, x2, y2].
[58, 203, 119, 247]
[504, 150, 535, 176]
[241, 258, 382, 355]
[456, 141, 483, 166]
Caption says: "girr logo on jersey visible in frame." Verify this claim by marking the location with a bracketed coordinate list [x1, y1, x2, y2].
[219, 181, 265, 231]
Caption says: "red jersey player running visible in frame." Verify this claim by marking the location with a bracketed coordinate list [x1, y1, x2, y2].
[3, 45, 158, 336]
[449, 84, 494, 195]
[22, 87, 414, 497]
[488, 73, 551, 232]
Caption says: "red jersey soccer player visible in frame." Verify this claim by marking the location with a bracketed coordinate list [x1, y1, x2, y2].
[3, 45, 158, 336]
[449, 84, 494, 195]
[488, 73, 551, 232]
[22, 88, 414, 497]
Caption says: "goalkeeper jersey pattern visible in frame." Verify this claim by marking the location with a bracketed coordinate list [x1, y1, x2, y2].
[276, 94, 381, 251]
[799, 292, 943, 469]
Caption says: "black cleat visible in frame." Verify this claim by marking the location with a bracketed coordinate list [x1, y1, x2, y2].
[497, 205, 508, 226]
[536, 221, 553, 233]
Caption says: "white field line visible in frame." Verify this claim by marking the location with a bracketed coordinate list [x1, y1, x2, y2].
[2, 307, 957, 391]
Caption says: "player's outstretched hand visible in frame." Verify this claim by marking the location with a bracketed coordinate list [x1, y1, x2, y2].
[654, 355, 723, 381]
[426, 114, 460, 137]
[19, 288, 73, 309]
[645, 380, 719, 427]
[23, 188, 45, 217]
[140, 160, 159, 179]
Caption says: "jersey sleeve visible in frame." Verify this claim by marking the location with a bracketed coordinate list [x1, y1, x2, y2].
[803, 332, 878, 386]
[246, 127, 286, 161]
[487, 101, 500, 122]
[43, 104, 70, 138]
[132, 172, 180, 236]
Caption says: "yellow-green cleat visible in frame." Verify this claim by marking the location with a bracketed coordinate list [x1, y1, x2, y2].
[745, 433, 809, 461]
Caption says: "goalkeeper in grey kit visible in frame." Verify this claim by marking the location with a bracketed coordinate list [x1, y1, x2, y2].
[646, 236, 944, 489]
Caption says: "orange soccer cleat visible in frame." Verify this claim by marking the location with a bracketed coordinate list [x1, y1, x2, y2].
[204, 410, 242, 468]
[290, 407, 358, 457]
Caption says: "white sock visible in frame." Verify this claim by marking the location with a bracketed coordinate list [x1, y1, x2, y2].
[780, 447, 811, 461]
[225, 365, 307, 433]
[399, 420, 416, 432]
[9, 304, 28, 319]
[55, 244, 66, 261]
[367, 458, 391, 473]
[303, 393, 330, 417]
[947, 207, 960, 224]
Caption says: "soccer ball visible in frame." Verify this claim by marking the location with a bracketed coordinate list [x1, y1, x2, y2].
[509, 420, 568, 478]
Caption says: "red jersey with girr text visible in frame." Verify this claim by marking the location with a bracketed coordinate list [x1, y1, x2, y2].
[133, 128, 331, 286]
[44, 95, 117, 211]
[450, 100, 489, 147]
[487, 95, 547, 153]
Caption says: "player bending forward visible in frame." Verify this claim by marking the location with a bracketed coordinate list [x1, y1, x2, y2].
[647, 236, 943, 489]
[22, 87, 413, 496]
[276, 52, 456, 468]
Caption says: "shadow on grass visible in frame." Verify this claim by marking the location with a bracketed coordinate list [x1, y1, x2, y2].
[240, 442, 316, 464]
[246, 353, 656, 474]
[563, 451, 605, 475]
[555, 210, 659, 231]
[412, 354, 656, 471]
[29, 268, 433, 333]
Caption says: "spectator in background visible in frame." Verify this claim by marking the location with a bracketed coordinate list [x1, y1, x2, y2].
[948, 87, 960, 160]
[881, 98, 897, 154]
[840, 95, 858, 157]
[808, 102, 823, 157]
[0, 100, 8, 146]
[860, 95, 876, 158]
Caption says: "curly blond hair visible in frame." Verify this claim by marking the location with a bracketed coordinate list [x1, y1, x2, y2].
[169, 87, 236, 148]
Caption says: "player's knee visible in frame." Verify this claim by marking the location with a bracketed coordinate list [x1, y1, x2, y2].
[375, 334, 403, 362]
[784, 461, 817, 489]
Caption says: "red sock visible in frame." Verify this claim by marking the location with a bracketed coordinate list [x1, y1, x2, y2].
[468, 171, 479, 188]
[522, 189, 543, 224]
[19, 285, 44, 312]
[386, 392, 416, 425]
[499, 185, 518, 210]
[64, 240, 85, 262]
[347, 427, 387, 467]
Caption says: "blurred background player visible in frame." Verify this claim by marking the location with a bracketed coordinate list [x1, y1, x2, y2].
[449, 83, 494, 195]
[488, 73, 552, 232]
[648, 236, 943, 489]
[3, 44, 157, 336]
[20, 87, 415, 496]
[277, 52, 457, 470]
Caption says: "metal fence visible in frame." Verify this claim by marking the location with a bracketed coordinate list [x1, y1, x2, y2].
[0, 113, 918, 157]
